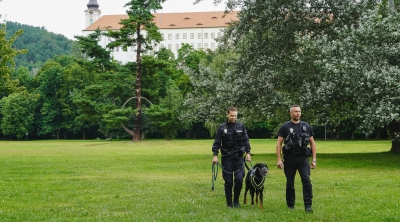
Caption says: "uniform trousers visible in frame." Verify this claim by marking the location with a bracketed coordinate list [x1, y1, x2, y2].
[283, 155, 313, 207]
[222, 153, 245, 205]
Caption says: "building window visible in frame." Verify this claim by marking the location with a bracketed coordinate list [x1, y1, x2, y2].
[161, 44, 165, 48]
[190, 43, 194, 48]
[108, 36, 112, 41]
[161, 33, 164, 40]
[168, 34, 172, 40]
[204, 43, 208, 49]
[168, 44, 172, 50]
[175, 33, 179, 39]
[211, 32, 215, 39]
[198, 33, 202, 39]
[198, 43, 202, 49]
[190, 33, 194, 39]
[131, 46, 135, 52]
[175, 44, 179, 50]
[204, 33, 208, 39]
[183, 33, 187, 39]
[211, 43, 215, 50]
[116, 47, 119, 52]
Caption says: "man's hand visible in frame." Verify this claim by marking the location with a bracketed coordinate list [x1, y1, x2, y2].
[212, 156, 218, 164]
[311, 161, 316, 169]
[245, 153, 251, 162]
[277, 160, 284, 169]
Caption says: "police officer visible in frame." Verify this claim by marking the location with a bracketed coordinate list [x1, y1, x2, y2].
[276, 105, 317, 213]
[212, 107, 251, 208]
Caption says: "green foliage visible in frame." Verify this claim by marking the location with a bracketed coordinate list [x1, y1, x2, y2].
[74, 29, 116, 72]
[0, 23, 27, 95]
[5, 21, 72, 70]
[106, 0, 165, 53]
[11, 66, 33, 90]
[297, 6, 400, 136]
[0, 91, 38, 139]
[145, 79, 184, 140]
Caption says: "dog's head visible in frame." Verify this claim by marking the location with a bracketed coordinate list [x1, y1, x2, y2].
[253, 163, 268, 178]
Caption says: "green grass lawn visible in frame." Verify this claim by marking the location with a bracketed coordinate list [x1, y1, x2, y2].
[0, 139, 399, 221]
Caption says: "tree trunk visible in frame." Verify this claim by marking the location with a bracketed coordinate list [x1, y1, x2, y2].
[82, 130, 86, 139]
[56, 129, 60, 139]
[186, 130, 190, 139]
[388, 120, 400, 153]
[375, 127, 382, 140]
[133, 23, 142, 142]
[334, 126, 340, 140]
[122, 123, 135, 139]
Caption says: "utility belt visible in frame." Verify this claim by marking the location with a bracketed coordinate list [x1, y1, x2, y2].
[221, 146, 245, 157]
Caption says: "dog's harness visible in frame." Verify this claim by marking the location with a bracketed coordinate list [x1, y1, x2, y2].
[249, 167, 266, 191]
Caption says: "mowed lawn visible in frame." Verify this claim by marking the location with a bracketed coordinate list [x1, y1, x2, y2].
[0, 139, 399, 221]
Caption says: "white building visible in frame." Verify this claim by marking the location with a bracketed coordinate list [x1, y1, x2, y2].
[82, 0, 238, 63]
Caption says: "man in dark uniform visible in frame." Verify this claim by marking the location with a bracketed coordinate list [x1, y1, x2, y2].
[212, 107, 251, 208]
[276, 105, 317, 213]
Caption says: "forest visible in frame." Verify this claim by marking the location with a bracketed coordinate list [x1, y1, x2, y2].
[1, 0, 400, 153]
[5, 21, 73, 74]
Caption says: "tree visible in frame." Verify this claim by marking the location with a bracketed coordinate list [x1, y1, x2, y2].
[181, 50, 239, 137]
[192, 0, 377, 129]
[0, 23, 27, 96]
[298, 6, 400, 152]
[75, 29, 116, 72]
[106, 0, 165, 142]
[0, 91, 38, 139]
[35, 61, 65, 138]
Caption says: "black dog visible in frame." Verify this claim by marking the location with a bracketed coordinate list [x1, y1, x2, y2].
[243, 163, 268, 210]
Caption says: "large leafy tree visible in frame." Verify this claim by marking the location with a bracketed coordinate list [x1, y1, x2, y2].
[35, 61, 65, 138]
[0, 92, 38, 139]
[107, 0, 165, 142]
[192, 0, 378, 127]
[298, 5, 400, 152]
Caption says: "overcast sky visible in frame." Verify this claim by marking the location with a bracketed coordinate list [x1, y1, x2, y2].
[0, 0, 227, 40]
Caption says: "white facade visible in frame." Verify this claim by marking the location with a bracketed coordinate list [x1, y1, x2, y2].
[84, 27, 224, 63]
[81, 3, 236, 64]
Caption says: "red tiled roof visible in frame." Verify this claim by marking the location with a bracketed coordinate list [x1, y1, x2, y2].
[83, 11, 238, 31]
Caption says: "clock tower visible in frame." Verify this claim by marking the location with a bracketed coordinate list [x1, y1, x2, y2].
[84, 0, 101, 28]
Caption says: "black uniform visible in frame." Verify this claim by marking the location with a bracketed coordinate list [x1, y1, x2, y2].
[212, 121, 251, 207]
[277, 121, 313, 208]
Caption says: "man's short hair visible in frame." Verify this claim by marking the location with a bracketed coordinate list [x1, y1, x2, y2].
[290, 105, 300, 112]
[227, 106, 238, 114]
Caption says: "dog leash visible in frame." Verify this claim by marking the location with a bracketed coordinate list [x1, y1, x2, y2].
[211, 163, 219, 190]
[211, 160, 251, 191]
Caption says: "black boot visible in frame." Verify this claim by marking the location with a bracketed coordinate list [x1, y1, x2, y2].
[233, 182, 242, 208]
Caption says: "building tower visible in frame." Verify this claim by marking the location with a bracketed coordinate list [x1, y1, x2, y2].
[84, 0, 101, 28]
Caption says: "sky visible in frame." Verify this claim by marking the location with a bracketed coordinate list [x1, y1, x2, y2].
[0, 0, 227, 40]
